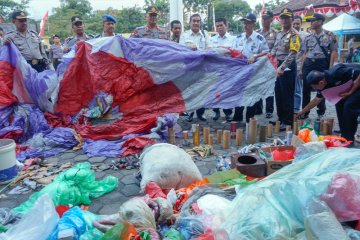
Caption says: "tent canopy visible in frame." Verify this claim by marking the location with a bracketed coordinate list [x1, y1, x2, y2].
[323, 13, 360, 35]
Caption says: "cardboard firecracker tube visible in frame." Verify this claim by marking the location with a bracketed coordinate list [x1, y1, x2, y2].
[168, 127, 176, 144]
[293, 121, 298, 135]
[267, 124, 273, 138]
[217, 130, 223, 144]
[230, 122, 237, 139]
[320, 119, 325, 134]
[192, 124, 200, 146]
[285, 125, 291, 132]
[327, 118, 334, 134]
[208, 134, 214, 146]
[183, 131, 189, 140]
[259, 125, 266, 142]
[203, 127, 210, 144]
[275, 121, 281, 133]
[248, 118, 257, 144]
[323, 120, 329, 135]
[236, 129, 243, 146]
[222, 130, 230, 149]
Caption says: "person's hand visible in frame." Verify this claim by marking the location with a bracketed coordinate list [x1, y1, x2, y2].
[3, 37, 11, 44]
[276, 67, 284, 77]
[63, 47, 70, 53]
[340, 91, 352, 99]
[248, 57, 256, 64]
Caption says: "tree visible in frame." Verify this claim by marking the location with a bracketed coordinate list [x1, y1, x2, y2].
[213, 0, 251, 33]
[59, 0, 92, 17]
[254, 0, 289, 16]
[0, 0, 29, 20]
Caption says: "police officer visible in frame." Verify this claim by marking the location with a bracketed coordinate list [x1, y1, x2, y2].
[299, 13, 337, 119]
[232, 13, 269, 123]
[4, 11, 49, 72]
[49, 34, 64, 70]
[170, 20, 182, 43]
[96, 14, 117, 38]
[179, 13, 211, 122]
[257, 10, 278, 119]
[271, 8, 301, 129]
[293, 15, 309, 114]
[297, 64, 360, 144]
[64, 16, 94, 52]
[211, 17, 236, 121]
[131, 6, 169, 40]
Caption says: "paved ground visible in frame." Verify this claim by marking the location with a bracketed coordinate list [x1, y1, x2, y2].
[0, 99, 358, 216]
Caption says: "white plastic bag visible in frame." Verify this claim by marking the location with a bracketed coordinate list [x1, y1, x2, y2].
[140, 143, 202, 191]
[0, 194, 59, 240]
[197, 194, 231, 216]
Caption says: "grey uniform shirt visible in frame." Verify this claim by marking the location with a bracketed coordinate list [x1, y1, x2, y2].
[296, 31, 309, 71]
[130, 26, 170, 40]
[233, 31, 269, 58]
[257, 28, 277, 52]
[49, 44, 64, 60]
[64, 34, 94, 49]
[271, 28, 301, 70]
[301, 31, 336, 59]
[5, 29, 48, 61]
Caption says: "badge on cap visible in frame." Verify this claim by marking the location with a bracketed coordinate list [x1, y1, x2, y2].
[20, 12, 25, 16]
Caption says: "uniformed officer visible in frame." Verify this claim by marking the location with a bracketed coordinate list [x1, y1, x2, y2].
[256, 10, 278, 118]
[4, 11, 49, 72]
[130, 6, 170, 40]
[270, 8, 301, 129]
[49, 34, 64, 70]
[179, 13, 211, 122]
[96, 14, 117, 38]
[297, 64, 360, 144]
[211, 17, 236, 121]
[299, 13, 337, 119]
[232, 13, 269, 123]
[293, 15, 309, 114]
[170, 20, 182, 43]
[64, 16, 94, 52]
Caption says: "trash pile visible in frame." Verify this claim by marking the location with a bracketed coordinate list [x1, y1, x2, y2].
[0, 140, 359, 239]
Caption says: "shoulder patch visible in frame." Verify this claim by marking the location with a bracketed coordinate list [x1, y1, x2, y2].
[256, 34, 264, 41]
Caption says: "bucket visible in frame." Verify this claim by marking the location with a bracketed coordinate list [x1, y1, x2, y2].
[0, 139, 18, 184]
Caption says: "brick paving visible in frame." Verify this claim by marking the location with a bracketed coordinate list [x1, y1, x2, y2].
[0, 98, 358, 216]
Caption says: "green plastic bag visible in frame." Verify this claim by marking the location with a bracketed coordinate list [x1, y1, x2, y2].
[13, 162, 118, 215]
[163, 228, 185, 240]
[140, 230, 152, 240]
[205, 169, 256, 186]
[101, 222, 137, 240]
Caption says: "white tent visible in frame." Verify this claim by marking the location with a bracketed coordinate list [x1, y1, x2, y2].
[323, 13, 360, 61]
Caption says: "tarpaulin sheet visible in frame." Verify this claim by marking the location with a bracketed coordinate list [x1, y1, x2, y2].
[0, 36, 276, 158]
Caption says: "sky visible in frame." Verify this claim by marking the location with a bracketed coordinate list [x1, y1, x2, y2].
[18, 0, 263, 20]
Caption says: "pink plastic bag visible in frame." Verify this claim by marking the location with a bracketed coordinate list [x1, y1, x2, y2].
[320, 173, 360, 222]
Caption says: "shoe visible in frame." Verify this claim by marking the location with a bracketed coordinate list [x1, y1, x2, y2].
[213, 112, 220, 121]
[225, 115, 232, 122]
[187, 112, 194, 122]
[232, 115, 243, 122]
[279, 123, 287, 132]
[265, 113, 273, 118]
[180, 112, 189, 117]
[197, 114, 207, 122]
[355, 133, 360, 143]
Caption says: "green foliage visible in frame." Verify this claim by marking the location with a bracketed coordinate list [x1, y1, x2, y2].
[144, 0, 170, 26]
[0, 0, 29, 21]
[59, 0, 92, 16]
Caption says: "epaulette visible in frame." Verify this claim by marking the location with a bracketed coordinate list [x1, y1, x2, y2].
[29, 30, 38, 34]
[256, 34, 264, 41]
[324, 30, 333, 36]
[65, 36, 74, 43]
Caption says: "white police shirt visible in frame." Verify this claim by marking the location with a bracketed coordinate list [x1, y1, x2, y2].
[233, 31, 269, 58]
[179, 29, 210, 51]
[210, 32, 236, 47]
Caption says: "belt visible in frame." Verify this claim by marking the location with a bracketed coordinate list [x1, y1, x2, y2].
[306, 58, 327, 63]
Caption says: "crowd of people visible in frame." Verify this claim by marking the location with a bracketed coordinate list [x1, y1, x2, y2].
[1, 7, 359, 143]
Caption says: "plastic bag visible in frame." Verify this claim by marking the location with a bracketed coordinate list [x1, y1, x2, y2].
[13, 162, 118, 215]
[304, 198, 347, 240]
[197, 195, 231, 216]
[220, 148, 360, 239]
[272, 149, 295, 161]
[49, 207, 100, 240]
[101, 222, 137, 240]
[163, 228, 185, 240]
[0, 194, 59, 240]
[176, 216, 205, 240]
[320, 173, 360, 222]
[294, 142, 327, 162]
[118, 197, 156, 229]
[140, 143, 202, 192]
[153, 197, 174, 224]
[145, 181, 167, 199]
[298, 128, 317, 143]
